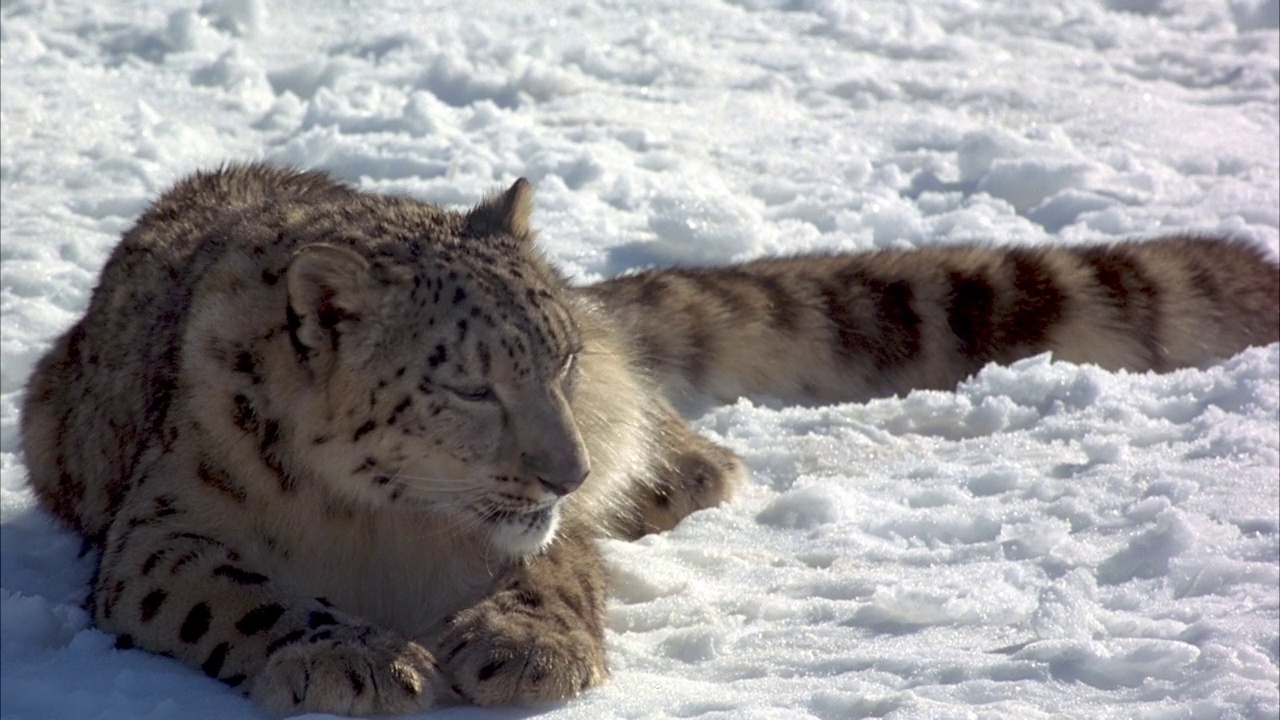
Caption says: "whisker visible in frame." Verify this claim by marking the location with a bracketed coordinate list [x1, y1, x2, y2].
[376, 471, 485, 494]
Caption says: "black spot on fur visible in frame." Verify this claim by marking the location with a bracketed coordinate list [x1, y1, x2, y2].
[125, 514, 162, 531]
[352, 420, 377, 441]
[265, 629, 307, 656]
[347, 669, 366, 695]
[140, 589, 167, 622]
[48, 470, 88, 538]
[101, 579, 126, 619]
[141, 551, 165, 576]
[179, 602, 212, 643]
[233, 351, 260, 382]
[307, 611, 337, 629]
[224, 673, 247, 688]
[259, 418, 281, 461]
[169, 550, 200, 575]
[231, 394, 259, 433]
[167, 531, 223, 547]
[202, 642, 229, 677]
[114, 633, 135, 650]
[197, 460, 247, 503]
[152, 494, 180, 517]
[110, 523, 137, 558]
[443, 640, 469, 663]
[387, 395, 412, 424]
[477, 660, 505, 682]
[236, 604, 286, 636]
[213, 565, 269, 585]
[453, 286, 467, 305]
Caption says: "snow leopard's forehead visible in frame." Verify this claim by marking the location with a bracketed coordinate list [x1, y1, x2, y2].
[358, 236, 579, 384]
[437, 251, 576, 372]
[300, 191, 579, 378]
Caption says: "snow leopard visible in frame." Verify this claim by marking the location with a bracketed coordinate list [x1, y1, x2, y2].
[21, 163, 1279, 716]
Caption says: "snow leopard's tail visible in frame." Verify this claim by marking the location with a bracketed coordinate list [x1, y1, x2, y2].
[583, 235, 1279, 406]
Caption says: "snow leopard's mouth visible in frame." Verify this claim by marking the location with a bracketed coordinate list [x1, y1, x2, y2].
[482, 503, 562, 554]
[486, 504, 556, 527]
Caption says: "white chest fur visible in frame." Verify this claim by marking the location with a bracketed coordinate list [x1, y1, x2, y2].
[245, 498, 503, 644]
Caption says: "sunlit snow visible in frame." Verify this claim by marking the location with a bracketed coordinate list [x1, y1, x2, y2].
[1, 1, 1277, 719]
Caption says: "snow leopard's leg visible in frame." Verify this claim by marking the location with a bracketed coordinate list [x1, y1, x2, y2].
[437, 525, 609, 705]
[627, 401, 745, 538]
[93, 484, 441, 717]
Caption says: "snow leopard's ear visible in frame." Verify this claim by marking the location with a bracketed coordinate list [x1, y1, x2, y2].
[465, 178, 535, 242]
[286, 244, 376, 358]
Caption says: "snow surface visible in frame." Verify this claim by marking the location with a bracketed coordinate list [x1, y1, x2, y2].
[2, 1, 1278, 718]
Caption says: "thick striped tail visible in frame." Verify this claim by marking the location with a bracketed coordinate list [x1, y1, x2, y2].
[583, 236, 1279, 406]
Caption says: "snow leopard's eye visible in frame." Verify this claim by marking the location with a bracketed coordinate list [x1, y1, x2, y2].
[558, 352, 577, 379]
[448, 385, 495, 403]
[558, 350, 581, 393]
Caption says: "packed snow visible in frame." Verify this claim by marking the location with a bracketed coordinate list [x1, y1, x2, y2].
[2, 1, 1278, 718]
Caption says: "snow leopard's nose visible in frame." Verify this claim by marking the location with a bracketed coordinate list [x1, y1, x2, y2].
[514, 386, 591, 497]
[522, 451, 590, 496]
[535, 466, 590, 497]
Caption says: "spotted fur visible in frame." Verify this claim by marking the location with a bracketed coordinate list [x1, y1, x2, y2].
[21, 164, 1279, 716]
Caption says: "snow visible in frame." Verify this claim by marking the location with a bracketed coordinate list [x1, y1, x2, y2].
[1, 0, 1278, 718]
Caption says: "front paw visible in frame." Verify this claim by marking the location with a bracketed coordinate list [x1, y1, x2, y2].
[250, 624, 440, 717]
[439, 596, 608, 706]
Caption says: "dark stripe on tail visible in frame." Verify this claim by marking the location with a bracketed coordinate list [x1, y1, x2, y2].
[1079, 246, 1164, 370]
[823, 268, 922, 370]
[946, 272, 998, 365]
[1003, 251, 1065, 349]
[701, 268, 800, 332]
